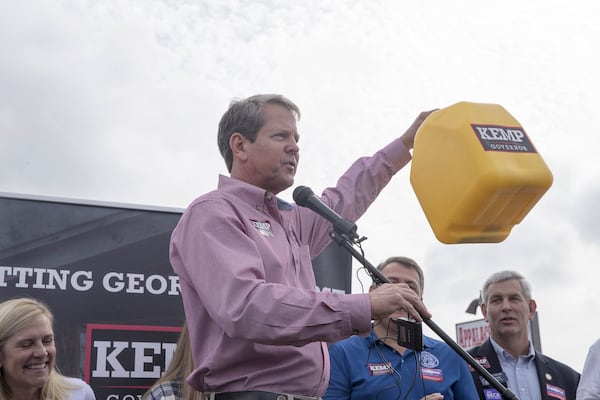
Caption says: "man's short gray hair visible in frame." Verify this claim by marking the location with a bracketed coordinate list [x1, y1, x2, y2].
[481, 270, 532, 305]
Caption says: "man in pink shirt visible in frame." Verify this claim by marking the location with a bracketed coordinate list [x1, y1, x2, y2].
[169, 94, 434, 400]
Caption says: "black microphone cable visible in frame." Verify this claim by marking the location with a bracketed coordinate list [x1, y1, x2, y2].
[401, 350, 422, 400]
[371, 319, 405, 400]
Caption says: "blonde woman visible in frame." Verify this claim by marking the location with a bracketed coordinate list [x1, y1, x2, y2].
[0, 297, 95, 400]
[143, 323, 202, 400]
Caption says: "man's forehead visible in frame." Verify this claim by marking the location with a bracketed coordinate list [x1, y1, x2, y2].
[383, 263, 419, 279]
[387, 272, 419, 282]
[488, 279, 522, 294]
[260, 106, 297, 130]
[262, 103, 297, 119]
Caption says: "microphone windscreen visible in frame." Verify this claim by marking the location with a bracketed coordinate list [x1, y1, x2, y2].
[292, 186, 314, 206]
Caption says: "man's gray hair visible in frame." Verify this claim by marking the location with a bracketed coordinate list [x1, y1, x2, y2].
[481, 270, 532, 305]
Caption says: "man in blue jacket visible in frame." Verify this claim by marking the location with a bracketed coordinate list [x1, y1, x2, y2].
[325, 256, 478, 400]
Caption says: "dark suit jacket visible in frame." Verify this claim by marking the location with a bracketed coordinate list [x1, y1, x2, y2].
[467, 339, 580, 400]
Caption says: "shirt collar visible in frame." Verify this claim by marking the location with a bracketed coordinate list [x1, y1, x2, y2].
[218, 175, 293, 211]
[490, 336, 536, 361]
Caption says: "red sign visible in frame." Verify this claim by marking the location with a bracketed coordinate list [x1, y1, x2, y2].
[455, 319, 490, 350]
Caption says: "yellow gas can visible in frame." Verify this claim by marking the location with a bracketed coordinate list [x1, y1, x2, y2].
[410, 102, 553, 244]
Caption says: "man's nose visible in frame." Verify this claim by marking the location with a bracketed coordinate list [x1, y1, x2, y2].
[287, 138, 299, 152]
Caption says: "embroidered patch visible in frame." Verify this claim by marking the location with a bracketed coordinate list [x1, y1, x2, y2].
[420, 351, 440, 368]
[421, 367, 443, 382]
[546, 384, 566, 400]
[368, 363, 393, 376]
[484, 388, 502, 400]
[250, 220, 274, 237]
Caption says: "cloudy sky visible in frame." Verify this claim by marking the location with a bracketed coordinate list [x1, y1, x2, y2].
[1, 0, 599, 372]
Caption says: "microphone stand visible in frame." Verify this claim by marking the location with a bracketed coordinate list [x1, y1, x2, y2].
[329, 229, 519, 400]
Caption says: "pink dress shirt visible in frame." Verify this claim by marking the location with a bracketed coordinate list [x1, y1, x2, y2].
[169, 137, 411, 396]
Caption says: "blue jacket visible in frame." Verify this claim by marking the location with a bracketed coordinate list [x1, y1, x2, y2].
[325, 330, 479, 400]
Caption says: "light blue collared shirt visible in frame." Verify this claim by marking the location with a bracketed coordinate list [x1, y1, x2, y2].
[491, 338, 541, 400]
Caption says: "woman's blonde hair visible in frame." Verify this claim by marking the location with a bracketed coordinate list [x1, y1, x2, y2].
[142, 322, 202, 400]
[0, 297, 78, 400]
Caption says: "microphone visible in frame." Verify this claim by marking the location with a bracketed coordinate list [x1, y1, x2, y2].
[293, 185, 358, 240]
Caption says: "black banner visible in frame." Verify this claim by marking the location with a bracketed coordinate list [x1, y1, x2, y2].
[0, 193, 351, 399]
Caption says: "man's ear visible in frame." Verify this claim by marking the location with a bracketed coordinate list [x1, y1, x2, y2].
[230, 132, 248, 162]
[481, 303, 488, 321]
[528, 299, 537, 320]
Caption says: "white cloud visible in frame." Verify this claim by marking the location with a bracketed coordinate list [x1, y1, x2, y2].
[1, 0, 599, 373]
